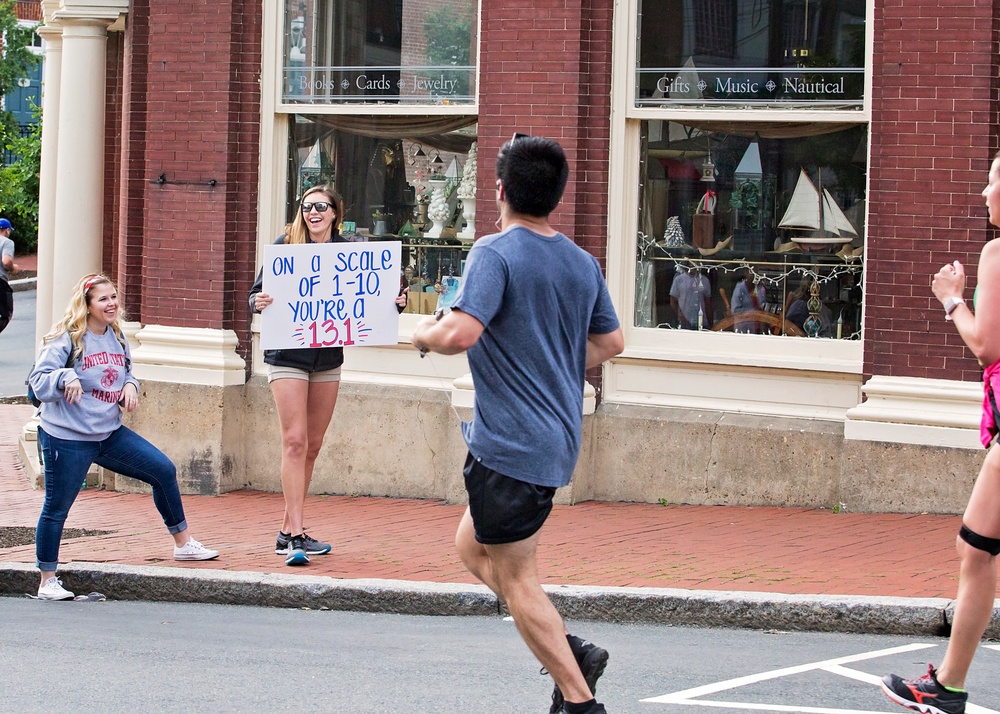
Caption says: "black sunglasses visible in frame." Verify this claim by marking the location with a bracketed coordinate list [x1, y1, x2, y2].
[301, 201, 332, 213]
[511, 132, 531, 142]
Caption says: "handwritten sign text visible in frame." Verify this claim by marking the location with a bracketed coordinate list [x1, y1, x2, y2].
[261, 242, 402, 350]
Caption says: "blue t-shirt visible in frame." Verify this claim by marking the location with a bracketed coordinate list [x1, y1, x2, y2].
[453, 226, 620, 488]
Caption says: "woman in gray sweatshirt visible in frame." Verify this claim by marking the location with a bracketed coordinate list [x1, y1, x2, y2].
[28, 273, 219, 600]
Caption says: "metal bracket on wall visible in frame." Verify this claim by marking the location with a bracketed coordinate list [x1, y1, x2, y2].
[152, 174, 220, 187]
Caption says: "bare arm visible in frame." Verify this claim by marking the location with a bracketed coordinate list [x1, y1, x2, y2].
[1, 254, 17, 273]
[933, 239, 1000, 365]
[670, 296, 684, 327]
[412, 308, 485, 356]
[586, 327, 624, 369]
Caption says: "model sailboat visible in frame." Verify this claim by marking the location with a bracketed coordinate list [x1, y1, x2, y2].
[776, 168, 858, 249]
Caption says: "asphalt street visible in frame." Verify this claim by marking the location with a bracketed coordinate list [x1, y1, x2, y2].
[2, 599, 998, 713]
[0, 286, 35, 398]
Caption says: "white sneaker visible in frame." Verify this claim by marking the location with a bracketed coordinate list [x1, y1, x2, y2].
[173, 538, 219, 561]
[37, 576, 75, 601]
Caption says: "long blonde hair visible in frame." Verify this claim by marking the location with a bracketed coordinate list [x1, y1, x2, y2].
[285, 184, 344, 244]
[42, 273, 127, 359]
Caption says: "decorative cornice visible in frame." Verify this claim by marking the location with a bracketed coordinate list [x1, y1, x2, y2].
[844, 375, 982, 450]
[130, 324, 247, 387]
[47, 0, 127, 25]
[35, 24, 63, 40]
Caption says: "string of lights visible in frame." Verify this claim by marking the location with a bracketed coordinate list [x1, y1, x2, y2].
[636, 231, 864, 340]
[637, 231, 864, 287]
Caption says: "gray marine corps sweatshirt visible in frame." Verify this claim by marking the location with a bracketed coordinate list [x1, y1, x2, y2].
[28, 330, 140, 441]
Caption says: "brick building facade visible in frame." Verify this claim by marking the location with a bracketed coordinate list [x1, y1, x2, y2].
[866, 2, 999, 384]
[24, 0, 1000, 513]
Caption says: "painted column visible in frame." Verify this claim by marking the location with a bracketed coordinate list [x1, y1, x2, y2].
[49, 20, 111, 321]
[34, 25, 62, 347]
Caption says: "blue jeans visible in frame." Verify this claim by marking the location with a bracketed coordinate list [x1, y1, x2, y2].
[36, 426, 188, 571]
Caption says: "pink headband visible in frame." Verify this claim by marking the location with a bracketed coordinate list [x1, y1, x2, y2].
[83, 276, 106, 292]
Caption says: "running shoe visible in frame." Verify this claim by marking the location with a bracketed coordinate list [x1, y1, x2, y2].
[275, 531, 331, 555]
[559, 702, 608, 714]
[558, 704, 607, 714]
[881, 665, 968, 714]
[37, 576, 75, 601]
[173, 538, 220, 561]
[549, 638, 610, 714]
[284, 534, 310, 566]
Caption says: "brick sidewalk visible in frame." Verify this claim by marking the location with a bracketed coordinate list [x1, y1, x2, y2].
[0, 403, 966, 598]
[12, 253, 35, 271]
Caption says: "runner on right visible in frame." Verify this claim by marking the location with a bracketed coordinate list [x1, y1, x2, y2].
[880, 151, 1000, 714]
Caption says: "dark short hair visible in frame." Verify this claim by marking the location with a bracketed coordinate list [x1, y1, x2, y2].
[495, 135, 569, 217]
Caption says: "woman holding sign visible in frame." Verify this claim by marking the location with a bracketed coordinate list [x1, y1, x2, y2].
[250, 185, 407, 566]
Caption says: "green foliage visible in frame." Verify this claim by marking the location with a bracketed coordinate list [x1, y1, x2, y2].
[0, 2, 42, 252]
[423, 3, 472, 97]
[0, 0, 40, 129]
[730, 180, 761, 229]
[0, 110, 41, 252]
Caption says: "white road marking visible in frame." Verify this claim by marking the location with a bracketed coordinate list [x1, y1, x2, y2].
[668, 702, 1000, 714]
[984, 644, 1000, 651]
[819, 665, 881, 686]
[642, 642, 934, 702]
[816, 666, 1000, 714]
[642, 641, 1000, 714]
[643, 701, 890, 714]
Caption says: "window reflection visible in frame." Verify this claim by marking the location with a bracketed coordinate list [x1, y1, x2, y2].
[288, 115, 478, 315]
[636, 0, 866, 109]
[635, 120, 865, 339]
[283, 0, 477, 106]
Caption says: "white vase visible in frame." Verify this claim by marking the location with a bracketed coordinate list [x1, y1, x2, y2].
[425, 181, 449, 238]
[426, 218, 445, 238]
[457, 196, 476, 242]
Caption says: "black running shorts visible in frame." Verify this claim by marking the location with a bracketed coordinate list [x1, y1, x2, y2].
[0, 279, 12, 335]
[463, 452, 556, 545]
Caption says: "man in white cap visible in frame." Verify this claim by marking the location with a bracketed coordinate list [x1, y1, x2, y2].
[0, 217, 19, 335]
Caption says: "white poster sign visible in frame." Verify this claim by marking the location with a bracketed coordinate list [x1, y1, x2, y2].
[261, 242, 401, 351]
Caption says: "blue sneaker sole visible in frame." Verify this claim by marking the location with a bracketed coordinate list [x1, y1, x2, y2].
[285, 551, 310, 566]
[276, 545, 331, 555]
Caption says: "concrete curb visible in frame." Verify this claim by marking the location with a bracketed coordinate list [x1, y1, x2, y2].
[9, 278, 38, 293]
[4, 561, 995, 637]
[0, 561, 498, 616]
[10, 276, 36, 292]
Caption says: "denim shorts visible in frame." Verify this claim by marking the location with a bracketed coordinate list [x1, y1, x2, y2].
[463, 452, 555, 545]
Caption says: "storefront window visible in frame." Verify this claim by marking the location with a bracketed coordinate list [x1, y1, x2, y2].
[636, 0, 865, 110]
[635, 121, 866, 339]
[288, 114, 478, 315]
[283, 0, 477, 106]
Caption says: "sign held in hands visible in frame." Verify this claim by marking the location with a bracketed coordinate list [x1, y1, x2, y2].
[261, 242, 402, 350]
